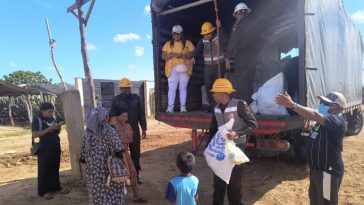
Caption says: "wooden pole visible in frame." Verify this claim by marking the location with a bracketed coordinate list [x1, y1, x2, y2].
[23, 96, 32, 127]
[45, 18, 68, 91]
[76, 0, 97, 108]
[8, 96, 14, 126]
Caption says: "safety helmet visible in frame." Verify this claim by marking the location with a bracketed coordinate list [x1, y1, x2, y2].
[200, 22, 216, 35]
[172, 25, 183, 33]
[233, 2, 251, 16]
[210, 78, 236, 93]
[118, 78, 131, 88]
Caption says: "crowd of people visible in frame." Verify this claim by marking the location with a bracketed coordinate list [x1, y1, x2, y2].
[31, 2, 349, 205]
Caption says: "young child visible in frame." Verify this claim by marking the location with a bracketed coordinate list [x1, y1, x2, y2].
[109, 109, 147, 203]
[165, 151, 199, 205]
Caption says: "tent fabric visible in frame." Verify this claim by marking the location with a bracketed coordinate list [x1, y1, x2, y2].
[305, 0, 363, 109]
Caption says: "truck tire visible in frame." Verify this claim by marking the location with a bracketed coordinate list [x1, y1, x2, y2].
[345, 108, 363, 136]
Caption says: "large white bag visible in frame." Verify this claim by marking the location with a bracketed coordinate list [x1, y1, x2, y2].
[250, 72, 288, 115]
[204, 119, 249, 183]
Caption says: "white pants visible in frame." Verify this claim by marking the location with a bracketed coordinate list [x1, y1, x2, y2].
[168, 65, 190, 107]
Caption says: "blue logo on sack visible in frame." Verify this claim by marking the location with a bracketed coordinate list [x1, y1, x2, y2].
[216, 152, 225, 161]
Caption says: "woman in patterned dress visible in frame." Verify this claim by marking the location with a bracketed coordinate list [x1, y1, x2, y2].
[109, 109, 148, 203]
[80, 107, 126, 205]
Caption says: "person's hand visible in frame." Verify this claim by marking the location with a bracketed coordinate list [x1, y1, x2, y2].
[142, 130, 147, 139]
[275, 91, 293, 108]
[226, 131, 238, 140]
[168, 53, 175, 59]
[225, 59, 231, 70]
[190, 58, 196, 64]
[48, 124, 61, 132]
[175, 53, 185, 58]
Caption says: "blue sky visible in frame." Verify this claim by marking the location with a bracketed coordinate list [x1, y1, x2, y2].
[0, 0, 364, 84]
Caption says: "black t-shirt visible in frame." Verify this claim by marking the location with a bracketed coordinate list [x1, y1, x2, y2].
[306, 114, 347, 176]
[31, 116, 60, 145]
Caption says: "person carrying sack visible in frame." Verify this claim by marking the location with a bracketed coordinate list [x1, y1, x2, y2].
[162, 25, 195, 113]
[206, 78, 257, 205]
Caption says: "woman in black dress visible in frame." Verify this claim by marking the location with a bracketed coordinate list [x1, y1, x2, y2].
[31, 102, 69, 199]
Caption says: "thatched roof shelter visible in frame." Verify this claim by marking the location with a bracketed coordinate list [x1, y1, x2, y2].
[0, 80, 55, 96]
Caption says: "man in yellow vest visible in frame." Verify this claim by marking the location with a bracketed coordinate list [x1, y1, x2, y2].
[192, 21, 228, 112]
[208, 78, 257, 205]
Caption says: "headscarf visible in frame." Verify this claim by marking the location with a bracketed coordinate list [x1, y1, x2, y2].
[86, 106, 109, 136]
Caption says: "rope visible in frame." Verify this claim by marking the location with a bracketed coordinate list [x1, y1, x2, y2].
[213, 0, 221, 78]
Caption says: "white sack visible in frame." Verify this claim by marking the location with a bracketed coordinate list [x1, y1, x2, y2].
[251, 72, 289, 115]
[204, 119, 241, 183]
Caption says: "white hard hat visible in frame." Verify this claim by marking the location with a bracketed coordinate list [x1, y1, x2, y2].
[233, 2, 251, 16]
[172, 25, 183, 33]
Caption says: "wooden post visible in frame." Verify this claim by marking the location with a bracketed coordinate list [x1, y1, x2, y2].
[45, 18, 68, 91]
[23, 95, 32, 127]
[61, 90, 85, 179]
[8, 96, 14, 126]
[71, 0, 97, 108]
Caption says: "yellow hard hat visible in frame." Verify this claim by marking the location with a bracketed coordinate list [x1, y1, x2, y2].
[210, 78, 236, 93]
[200, 22, 216, 35]
[118, 78, 131, 88]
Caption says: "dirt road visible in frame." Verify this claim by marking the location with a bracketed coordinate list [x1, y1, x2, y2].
[0, 119, 363, 205]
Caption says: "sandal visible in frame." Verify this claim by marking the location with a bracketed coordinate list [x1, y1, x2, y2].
[57, 188, 70, 194]
[43, 193, 54, 200]
[133, 197, 148, 203]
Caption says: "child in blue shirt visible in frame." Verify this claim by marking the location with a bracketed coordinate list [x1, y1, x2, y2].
[165, 151, 199, 205]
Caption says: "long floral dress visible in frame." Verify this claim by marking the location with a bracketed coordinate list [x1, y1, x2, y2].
[81, 125, 126, 205]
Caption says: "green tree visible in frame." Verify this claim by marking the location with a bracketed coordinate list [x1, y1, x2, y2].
[3, 71, 52, 85]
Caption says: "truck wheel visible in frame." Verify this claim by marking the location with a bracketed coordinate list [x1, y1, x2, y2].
[345, 108, 363, 136]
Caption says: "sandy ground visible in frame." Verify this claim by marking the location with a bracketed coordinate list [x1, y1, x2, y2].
[0, 119, 364, 205]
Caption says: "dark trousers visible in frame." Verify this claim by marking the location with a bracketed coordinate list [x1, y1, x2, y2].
[129, 133, 141, 174]
[309, 169, 343, 205]
[37, 142, 61, 196]
[213, 164, 244, 205]
[204, 63, 225, 111]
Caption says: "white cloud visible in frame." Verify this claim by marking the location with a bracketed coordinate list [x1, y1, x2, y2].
[87, 43, 96, 51]
[145, 34, 151, 39]
[135, 46, 145, 57]
[128, 64, 136, 69]
[8, 61, 17, 68]
[144, 5, 151, 14]
[113, 33, 141, 43]
[351, 10, 364, 24]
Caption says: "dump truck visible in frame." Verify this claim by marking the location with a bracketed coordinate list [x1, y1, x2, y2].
[150, 0, 363, 157]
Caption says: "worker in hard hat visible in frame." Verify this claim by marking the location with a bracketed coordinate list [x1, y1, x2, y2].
[192, 21, 228, 112]
[275, 91, 347, 205]
[110, 77, 147, 184]
[232, 2, 251, 32]
[225, 2, 254, 103]
[162, 25, 195, 113]
[207, 78, 257, 205]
